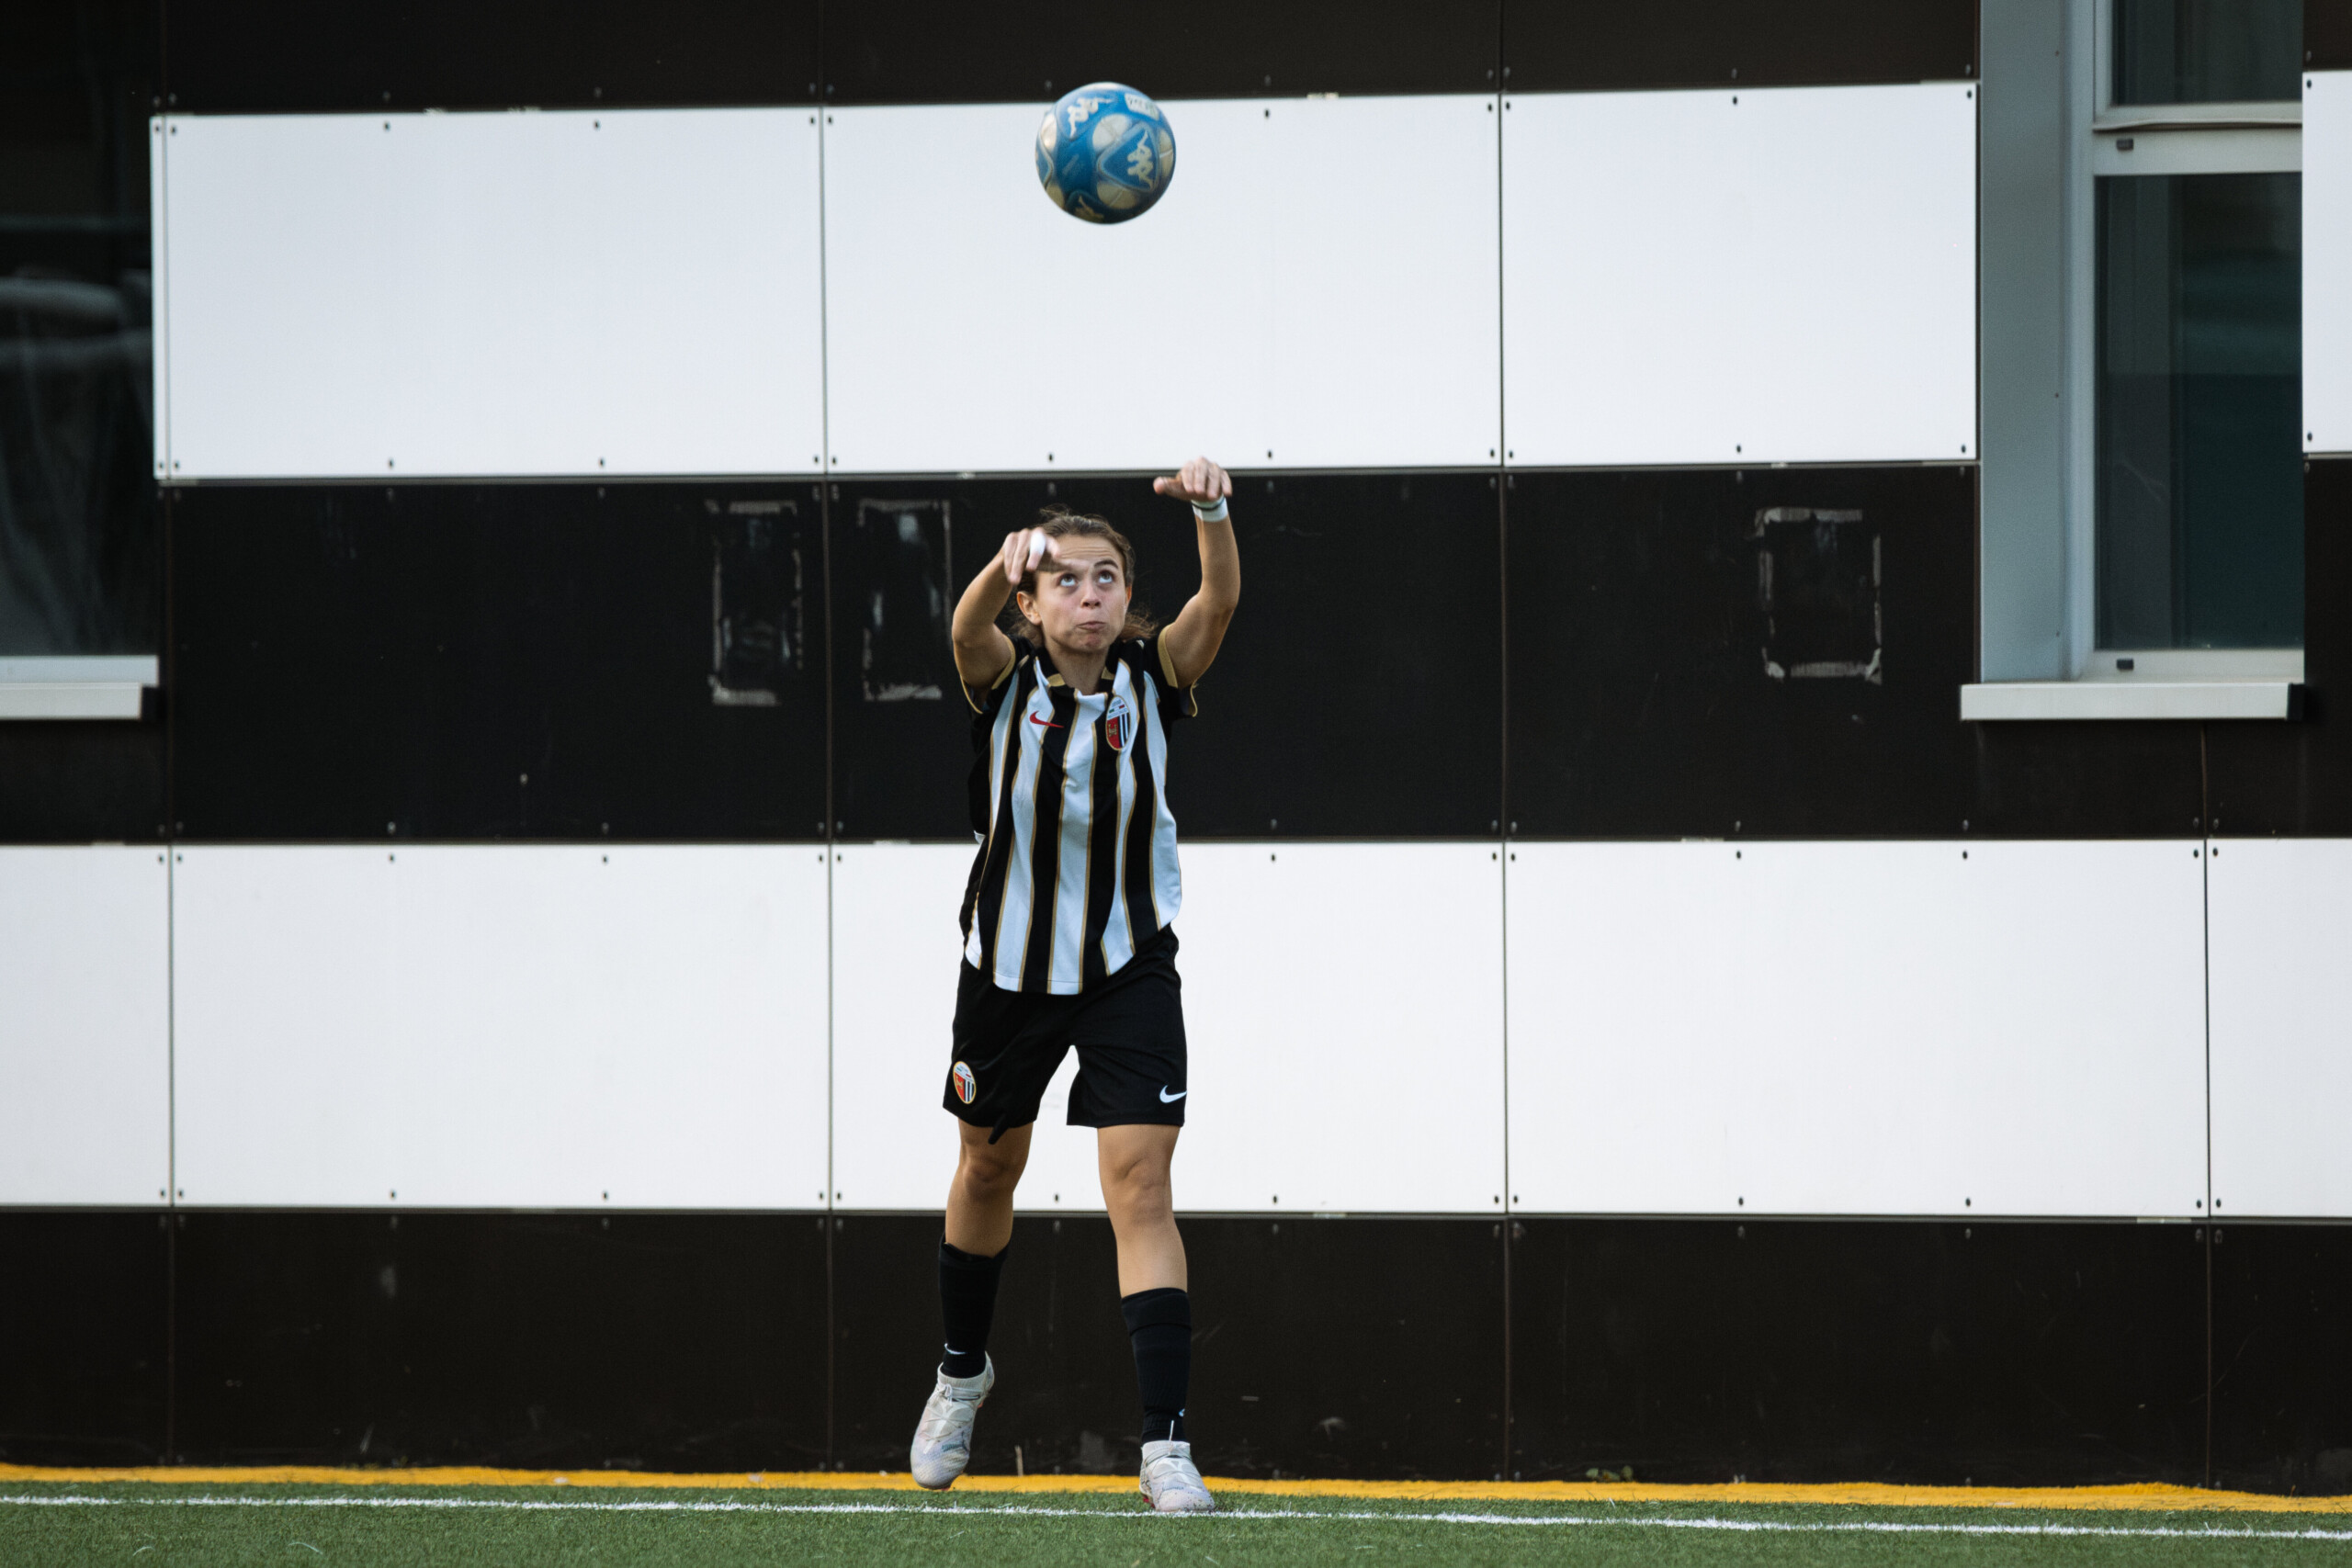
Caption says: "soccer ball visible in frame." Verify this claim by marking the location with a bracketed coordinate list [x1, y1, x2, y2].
[1035, 83, 1176, 224]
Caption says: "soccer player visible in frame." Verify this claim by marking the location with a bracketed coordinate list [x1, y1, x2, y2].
[910, 457, 1239, 1514]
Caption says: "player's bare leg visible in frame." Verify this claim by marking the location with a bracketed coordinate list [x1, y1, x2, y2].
[1100, 1123, 1212, 1513]
[947, 1118, 1029, 1257]
[911, 1121, 1031, 1489]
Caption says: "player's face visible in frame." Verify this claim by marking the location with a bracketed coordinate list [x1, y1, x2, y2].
[1023, 550, 1129, 654]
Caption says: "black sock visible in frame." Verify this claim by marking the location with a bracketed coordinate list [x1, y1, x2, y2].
[1122, 1287, 1192, 1447]
[938, 1239, 1007, 1379]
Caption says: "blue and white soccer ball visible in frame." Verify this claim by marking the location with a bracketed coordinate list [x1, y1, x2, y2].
[1035, 83, 1176, 224]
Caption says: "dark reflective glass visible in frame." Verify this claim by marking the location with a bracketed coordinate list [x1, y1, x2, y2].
[2097, 173, 2301, 649]
[2113, 0, 2301, 105]
[0, 1, 160, 655]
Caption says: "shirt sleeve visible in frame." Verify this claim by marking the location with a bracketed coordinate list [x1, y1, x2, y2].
[1141, 631, 1199, 721]
[963, 644, 1022, 716]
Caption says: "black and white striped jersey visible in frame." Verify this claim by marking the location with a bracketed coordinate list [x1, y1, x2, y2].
[959, 633, 1198, 994]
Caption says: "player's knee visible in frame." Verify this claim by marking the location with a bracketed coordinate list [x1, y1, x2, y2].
[957, 1145, 1025, 1200]
[1104, 1161, 1173, 1221]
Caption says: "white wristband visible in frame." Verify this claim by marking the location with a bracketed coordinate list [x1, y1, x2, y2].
[1191, 497, 1230, 523]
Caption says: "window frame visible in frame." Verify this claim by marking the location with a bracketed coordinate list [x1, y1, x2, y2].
[2068, 0, 2304, 682]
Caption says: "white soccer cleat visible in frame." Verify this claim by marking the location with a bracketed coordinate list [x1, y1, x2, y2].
[910, 1357, 994, 1489]
[1138, 1438, 1215, 1513]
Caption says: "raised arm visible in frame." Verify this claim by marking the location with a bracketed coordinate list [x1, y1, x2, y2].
[951, 528, 1051, 691]
[1151, 456, 1240, 687]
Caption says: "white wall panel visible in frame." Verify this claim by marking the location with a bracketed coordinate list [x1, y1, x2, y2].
[829, 841, 1505, 1215]
[172, 845, 828, 1207]
[829, 842, 981, 1211]
[1502, 84, 1976, 468]
[0, 848, 170, 1205]
[1174, 843, 1505, 1213]
[159, 109, 824, 479]
[1506, 840, 2205, 1216]
[2209, 838, 2352, 1217]
[822, 97, 1500, 474]
[2307, 72, 2352, 455]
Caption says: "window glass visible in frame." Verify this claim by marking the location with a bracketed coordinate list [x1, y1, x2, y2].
[2112, 0, 2301, 106]
[0, 2, 160, 656]
[2096, 172, 2301, 649]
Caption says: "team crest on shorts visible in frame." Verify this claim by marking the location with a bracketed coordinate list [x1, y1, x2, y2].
[952, 1061, 977, 1103]
[1103, 693, 1136, 752]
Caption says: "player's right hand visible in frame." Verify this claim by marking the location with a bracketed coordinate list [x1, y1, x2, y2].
[1000, 528, 1054, 586]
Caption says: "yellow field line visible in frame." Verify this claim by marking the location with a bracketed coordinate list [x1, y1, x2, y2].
[1, 1465, 2345, 1514]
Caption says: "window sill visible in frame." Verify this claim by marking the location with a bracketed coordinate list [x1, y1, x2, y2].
[1961, 681, 2302, 721]
[0, 657, 158, 721]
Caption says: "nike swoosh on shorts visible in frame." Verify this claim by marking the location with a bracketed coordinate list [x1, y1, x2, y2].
[1159, 1087, 1187, 1103]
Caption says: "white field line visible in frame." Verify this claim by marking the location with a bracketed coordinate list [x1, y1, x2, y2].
[1, 1495, 2348, 1541]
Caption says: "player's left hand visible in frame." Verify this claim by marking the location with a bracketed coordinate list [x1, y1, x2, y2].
[1153, 457, 1232, 507]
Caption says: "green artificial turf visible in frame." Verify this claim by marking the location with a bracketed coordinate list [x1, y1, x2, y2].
[2, 1483, 2344, 1568]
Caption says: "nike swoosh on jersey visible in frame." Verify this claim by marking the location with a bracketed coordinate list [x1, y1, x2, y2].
[1159, 1087, 1187, 1102]
[1028, 714, 1064, 728]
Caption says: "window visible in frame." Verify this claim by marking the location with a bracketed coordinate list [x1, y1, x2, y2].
[0, 4, 161, 718]
[2095, 171, 2301, 651]
[2086, 0, 2302, 678]
[2112, 0, 2301, 107]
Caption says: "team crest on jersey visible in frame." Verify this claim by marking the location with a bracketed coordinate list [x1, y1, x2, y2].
[1103, 693, 1137, 752]
[952, 1061, 977, 1104]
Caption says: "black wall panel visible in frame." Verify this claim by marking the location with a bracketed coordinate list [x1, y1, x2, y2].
[2310, 0, 2352, 72]
[164, 0, 821, 113]
[9, 1209, 2348, 1489]
[824, 1, 1498, 106]
[0, 723, 167, 842]
[0, 1213, 170, 1476]
[1509, 1218, 2207, 1485]
[1503, 0, 1978, 93]
[1508, 466, 1979, 839]
[1507, 466, 2213, 839]
[831, 1213, 1504, 1479]
[170, 484, 826, 841]
[0, 1212, 169, 1465]
[2206, 458, 2352, 836]
[1967, 721, 2210, 838]
[831, 473, 1501, 841]
[171, 1212, 830, 1468]
[2211, 1224, 2352, 1495]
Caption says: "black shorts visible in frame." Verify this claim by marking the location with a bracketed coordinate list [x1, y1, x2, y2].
[945, 930, 1188, 1134]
